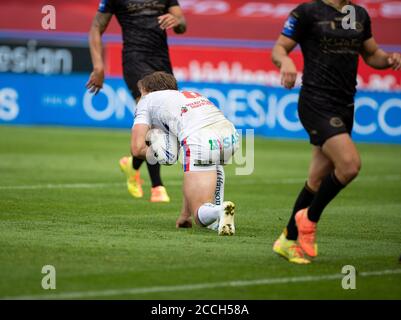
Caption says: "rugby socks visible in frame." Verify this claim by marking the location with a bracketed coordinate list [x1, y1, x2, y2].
[132, 156, 163, 187]
[207, 166, 226, 231]
[214, 165, 225, 206]
[307, 172, 345, 223]
[146, 162, 163, 187]
[132, 157, 144, 170]
[197, 203, 221, 226]
[286, 183, 315, 240]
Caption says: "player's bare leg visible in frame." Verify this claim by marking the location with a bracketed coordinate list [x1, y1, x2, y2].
[307, 147, 334, 192]
[182, 169, 235, 235]
[322, 133, 361, 185]
[183, 170, 217, 226]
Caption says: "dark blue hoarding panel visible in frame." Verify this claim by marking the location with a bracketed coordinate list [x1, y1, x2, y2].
[0, 74, 135, 128]
[1, 73, 400, 143]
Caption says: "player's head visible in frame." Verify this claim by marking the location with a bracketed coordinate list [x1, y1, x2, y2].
[137, 72, 178, 96]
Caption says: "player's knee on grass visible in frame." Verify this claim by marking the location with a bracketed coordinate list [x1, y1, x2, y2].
[195, 203, 221, 227]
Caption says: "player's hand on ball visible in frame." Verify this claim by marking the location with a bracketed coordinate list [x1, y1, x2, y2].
[158, 13, 180, 30]
[280, 57, 297, 89]
[147, 128, 179, 165]
[86, 68, 104, 95]
[388, 53, 401, 71]
[176, 216, 192, 229]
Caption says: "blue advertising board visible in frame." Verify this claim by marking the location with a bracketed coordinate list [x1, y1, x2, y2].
[1, 73, 401, 143]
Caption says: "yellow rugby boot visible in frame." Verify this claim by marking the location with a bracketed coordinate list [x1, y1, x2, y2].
[273, 233, 311, 264]
[119, 156, 143, 198]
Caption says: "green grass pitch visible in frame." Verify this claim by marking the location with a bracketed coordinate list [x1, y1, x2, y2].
[0, 125, 400, 299]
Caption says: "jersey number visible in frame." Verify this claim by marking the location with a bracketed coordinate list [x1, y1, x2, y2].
[182, 91, 202, 99]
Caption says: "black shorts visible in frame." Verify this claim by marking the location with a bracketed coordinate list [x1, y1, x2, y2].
[298, 98, 355, 146]
[122, 52, 173, 99]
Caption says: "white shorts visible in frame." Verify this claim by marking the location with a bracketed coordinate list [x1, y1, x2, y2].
[181, 120, 239, 172]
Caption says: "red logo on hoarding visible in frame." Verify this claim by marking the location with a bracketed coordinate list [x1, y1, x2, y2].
[105, 43, 401, 91]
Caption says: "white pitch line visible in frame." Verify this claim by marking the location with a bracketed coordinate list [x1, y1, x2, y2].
[0, 174, 400, 191]
[2, 269, 401, 300]
[0, 182, 124, 190]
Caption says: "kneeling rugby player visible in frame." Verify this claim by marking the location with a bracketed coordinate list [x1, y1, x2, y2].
[131, 72, 240, 235]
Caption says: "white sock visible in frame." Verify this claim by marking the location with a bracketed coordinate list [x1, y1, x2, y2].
[206, 165, 226, 231]
[214, 165, 225, 206]
[198, 203, 221, 226]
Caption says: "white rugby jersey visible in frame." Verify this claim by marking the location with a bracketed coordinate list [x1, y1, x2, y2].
[133, 90, 228, 142]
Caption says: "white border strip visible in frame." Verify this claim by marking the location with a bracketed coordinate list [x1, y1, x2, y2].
[3, 269, 401, 300]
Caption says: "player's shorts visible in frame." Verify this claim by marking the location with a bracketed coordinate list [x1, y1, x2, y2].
[181, 120, 240, 172]
[122, 52, 173, 99]
[298, 98, 355, 146]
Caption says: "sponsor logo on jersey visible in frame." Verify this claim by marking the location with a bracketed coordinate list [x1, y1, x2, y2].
[98, 0, 107, 12]
[282, 15, 298, 37]
[181, 106, 188, 115]
[330, 117, 345, 128]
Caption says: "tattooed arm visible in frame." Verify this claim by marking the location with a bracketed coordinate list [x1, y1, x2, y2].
[86, 12, 113, 94]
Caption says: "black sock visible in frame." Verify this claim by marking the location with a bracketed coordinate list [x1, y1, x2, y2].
[146, 162, 163, 188]
[132, 157, 144, 171]
[286, 183, 315, 240]
[307, 172, 345, 223]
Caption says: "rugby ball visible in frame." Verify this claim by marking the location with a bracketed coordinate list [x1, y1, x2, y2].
[147, 128, 179, 165]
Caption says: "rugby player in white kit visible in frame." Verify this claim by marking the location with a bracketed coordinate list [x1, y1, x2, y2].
[131, 72, 239, 235]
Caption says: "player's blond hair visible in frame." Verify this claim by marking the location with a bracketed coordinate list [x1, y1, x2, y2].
[137, 71, 178, 93]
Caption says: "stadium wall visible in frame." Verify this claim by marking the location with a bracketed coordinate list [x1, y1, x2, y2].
[1, 73, 400, 144]
[0, 30, 400, 144]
